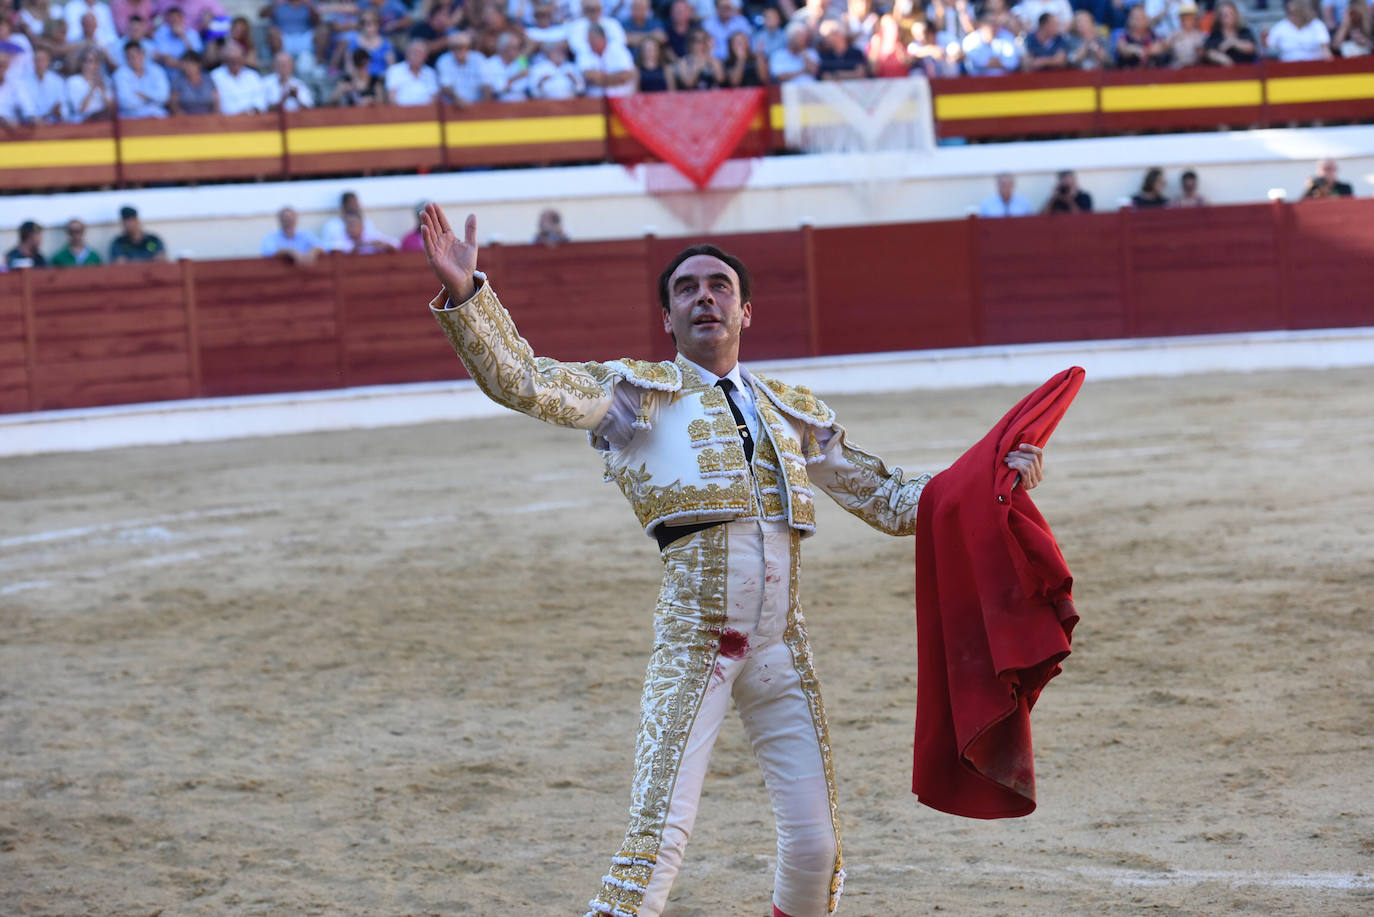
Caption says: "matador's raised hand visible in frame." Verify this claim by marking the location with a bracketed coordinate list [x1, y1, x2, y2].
[420, 204, 479, 303]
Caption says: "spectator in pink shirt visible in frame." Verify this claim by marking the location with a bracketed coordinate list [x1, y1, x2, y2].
[111, 0, 158, 35]
[400, 202, 429, 253]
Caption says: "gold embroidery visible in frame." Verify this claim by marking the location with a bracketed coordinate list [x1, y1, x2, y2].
[687, 419, 711, 443]
[612, 464, 757, 531]
[810, 436, 931, 536]
[696, 444, 746, 477]
[755, 374, 835, 426]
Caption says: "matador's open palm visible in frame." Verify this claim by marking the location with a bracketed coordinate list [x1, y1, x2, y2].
[420, 204, 479, 303]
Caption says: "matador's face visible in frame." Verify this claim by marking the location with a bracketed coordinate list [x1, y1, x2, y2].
[662, 254, 752, 363]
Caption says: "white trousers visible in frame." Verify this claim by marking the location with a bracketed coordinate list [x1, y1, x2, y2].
[586, 520, 844, 917]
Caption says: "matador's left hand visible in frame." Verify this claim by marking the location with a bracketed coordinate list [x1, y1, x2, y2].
[1004, 443, 1044, 490]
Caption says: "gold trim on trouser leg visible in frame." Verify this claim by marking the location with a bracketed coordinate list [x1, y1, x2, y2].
[586, 526, 729, 917]
[781, 535, 845, 913]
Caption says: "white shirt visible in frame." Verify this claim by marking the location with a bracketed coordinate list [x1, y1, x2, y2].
[566, 14, 629, 58]
[384, 61, 438, 106]
[978, 192, 1034, 217]
[575, 41, 635, 97]
[1265, 18, 1332, 61]
[27, 68, 67, 123]
[2, 32, 33, 82]
[768, 46, 819, 83]
[320, 214, 398, 252]
[525, 23, 570, 46]
[113, 62, 170, 118]
[64, 72, 111, 122]
[529, 58, 585, 99]
[436, 49, 487, 104]
[211, 64, 267, 115]
[263, 73, 315, 110]
[0, 74, 36, 124]
[64, 0, 119, 48]
[482, 55, 530, 102]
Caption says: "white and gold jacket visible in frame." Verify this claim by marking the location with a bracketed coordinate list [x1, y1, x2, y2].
[430, 278, 931, 540]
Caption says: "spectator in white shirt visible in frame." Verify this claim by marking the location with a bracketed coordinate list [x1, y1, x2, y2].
[1265, 0, 1334, 60]
[0, 44, 37, 127]
[65, 47, 113, 121]
[0, 16, 34, 78]
[64, 0, 117, 49]
[529, 41, 585, 98]
[211, 41, 267, 114]
[962, 15, 1021, 75]
[320, 190, 399, 252]
[386, 40, 439, 105]
[436, 30, 486, 106]
[113, 42, 169, 117]
[526, 2, 571, 47]
[105, 14, 156, 70]
[702, 0, 750, 59]
[566, 0, 628, 58]
[26, 47, 67, 123]
[768, 22, 820, 83]
[482, 32, 530, 101]
[576, 23, 635, 96]
[978, 173, 1034, 217]
[263, 50, 314, 111]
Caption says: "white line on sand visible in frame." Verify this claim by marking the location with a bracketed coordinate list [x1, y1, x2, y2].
[846, 861, 1373, 890]
[0, 505, 278, 550]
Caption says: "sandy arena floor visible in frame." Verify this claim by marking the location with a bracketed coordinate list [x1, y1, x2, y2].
[2, 367, 1372, 916]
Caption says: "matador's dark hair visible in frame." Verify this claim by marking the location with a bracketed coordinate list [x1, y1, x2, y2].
[657, 244, 752, 312]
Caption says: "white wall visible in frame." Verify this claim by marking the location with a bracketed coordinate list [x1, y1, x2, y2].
[2, 125, 1371, 263]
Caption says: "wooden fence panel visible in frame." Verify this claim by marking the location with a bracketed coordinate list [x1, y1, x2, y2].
[117, 113, 284, 184]
[1283, 198, 1374, 330]
[0, 121, 118, 190]
[26, 263, 193, 410]
[0, 273, 30, 413]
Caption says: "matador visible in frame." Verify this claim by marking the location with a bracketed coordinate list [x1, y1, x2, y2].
[419, 205, 1045, 917]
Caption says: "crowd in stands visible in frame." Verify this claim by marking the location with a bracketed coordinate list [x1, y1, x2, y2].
[3, 160, 1361, 268]
[1, 0, 1371, 126]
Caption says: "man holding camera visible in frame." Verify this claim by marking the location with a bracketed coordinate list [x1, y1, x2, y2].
[1043, 169, 1094, 214]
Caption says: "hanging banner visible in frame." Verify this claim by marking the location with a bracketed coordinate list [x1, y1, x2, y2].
[608, 88, 767, 189]
[781, 75, 936, 156]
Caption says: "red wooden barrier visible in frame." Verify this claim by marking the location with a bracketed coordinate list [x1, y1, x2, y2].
[4, 200, 1371, 416]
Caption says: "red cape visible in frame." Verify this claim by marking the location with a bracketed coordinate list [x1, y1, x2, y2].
[911, 367, 1084, 818]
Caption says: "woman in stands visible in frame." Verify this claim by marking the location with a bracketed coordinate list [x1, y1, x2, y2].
[671, 29, 723, 89]
[1331, 0, 1373, 56]
[1132, 167, 1171, 208]
[723, 29, 763, 86]
[867, 13, 914, 77]
[169, 49, 219, 115]
[64, 47, 112, 122]
[637, 36, 673, 91]
[330, 46, 386, 105]
[1113, 5, 1167, 67]
[1204, 1, 1258, 65]
[332, 9, 395, 80]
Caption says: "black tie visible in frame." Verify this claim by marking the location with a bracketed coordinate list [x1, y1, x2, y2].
[717, 378, 754, 464]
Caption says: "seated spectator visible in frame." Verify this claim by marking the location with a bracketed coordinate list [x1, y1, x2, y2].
[1024, 11, 1070, 69]
[170, 49, 218, 114]
[1113, 5, 1165, 67]
[153, 7, 204, 71]
[264, 49, 314, 110]
[817, 19, 867, 78]
[1204, 0, 1258, 65]
[637, 36, 671, 89]
[978, 172, 1033, 217]
[769, 21, 819, 83]
[843, 0, 879, 50]
[928, 0, 976, 45]
[386, 39, 439, 104]
[64, 47, 113, 122]
[906, 21, 961, 78]
[436, 30, 486, 106]
[105, 13, 155, 70]
[261, 206, 323, 263]
[340, 210, 396, 254]
[482, 31, 530, 101]
[321, 191, 380, 250]
[867, 14, 912, 78]
[205, 16, 263, 72]
[1132, 167, 1170, 207]
[51, 218, 102, 266]
[110, 205, 166, 262]
[702, 0, 749, 59]
[1066, 9, 1111, 68]
[533, 207, 569, 246]
[399, 201, 428, 252]
[333, 8, 396, 78]
[111, 0, 156, 36]
[0, 40, 36, 127]
[620, 0, 665, 52]
[722, 28, 761, 85]
[663, 0, 693, 61]
[1332, 0, 1373, 55]
[211, 41, 266, 114]
[1265, 0, 1333, 60]
[408, 3, 456, 66]
[26, 47, 66, 124]
[171, 0, 227, 37]
[63, 0, 117, 49]
[64, 10, 109, 74]
[1166, 3, 1206, 66]
[529, 40, 585, 97]
[578, 23, 636, 95]
[262, 0, 319, 60]
[1310, 157, 1354, 195]
[1043, 169, 1093, 212]
[962, 15, 1020, 75]
[567, 0, 628, 59]
[1143, 0, 1184, 40]
[752, 5, 788, 63]
[671, 27, 723, 87]
[527, 1, 571, 49]
[1172, 169, 1206, 206]
[5, 221, 45, 269]
[330, 46, 386, 105]
[113, 42, 170, 118]
[35, 16, 73, 66]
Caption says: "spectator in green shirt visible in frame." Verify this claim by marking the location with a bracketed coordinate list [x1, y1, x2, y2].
[51, 219, 103, 267]
[110, 205, 167, 263]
